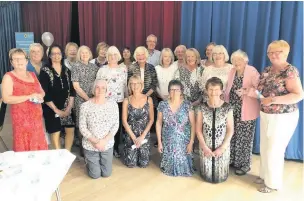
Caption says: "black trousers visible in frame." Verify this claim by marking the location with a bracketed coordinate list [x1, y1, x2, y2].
[114, 102, 123, 152]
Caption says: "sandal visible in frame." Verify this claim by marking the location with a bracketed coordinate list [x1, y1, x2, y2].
[235, 167, 251, 176]
[258, 186, 276, 193]
[254, 177, 264, 184]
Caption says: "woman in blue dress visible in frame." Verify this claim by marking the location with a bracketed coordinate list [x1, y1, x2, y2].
[156, 80, 195, 177]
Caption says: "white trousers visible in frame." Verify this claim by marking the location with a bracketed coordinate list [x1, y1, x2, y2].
[259, 110, 299, 189]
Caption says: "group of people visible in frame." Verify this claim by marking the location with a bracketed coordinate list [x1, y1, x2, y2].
[1, 34, 303, 194]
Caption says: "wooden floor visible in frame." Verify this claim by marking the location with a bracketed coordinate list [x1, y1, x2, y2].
[1, 105, 303, 201]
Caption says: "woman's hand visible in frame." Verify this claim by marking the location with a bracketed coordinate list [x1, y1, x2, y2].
[136, 135, 146, 148]
[158, 142, 163, 153]
[213, 146, 226, 157]
[54, 108, 67, 117]
[201, 144, 214, 157]
[94, 139, 107, 152]
[186, 142, 194, 154]
[261, 97, 274, 106]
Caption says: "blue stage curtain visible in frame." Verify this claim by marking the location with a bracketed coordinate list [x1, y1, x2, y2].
[181, 1, 303, 160]
[0, 2, 22, 82]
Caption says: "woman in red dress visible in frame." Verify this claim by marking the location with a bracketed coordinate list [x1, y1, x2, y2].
[1, 48, 47, 151]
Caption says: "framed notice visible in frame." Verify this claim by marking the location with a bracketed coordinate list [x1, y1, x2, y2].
[15, 32, 34, 54]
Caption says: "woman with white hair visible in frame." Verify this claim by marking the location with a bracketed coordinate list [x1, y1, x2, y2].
[27, 43, 44, 76]
[96, 46, 128, 158]
[72, 45, 99, 156]
[79, 79, 119, 179]
[64, 42, 79, 70]
[173, 45, 187, 68]
[224, 49, 260, 175]
[155, 48, 178, 101]
[200, 45, 233, 97]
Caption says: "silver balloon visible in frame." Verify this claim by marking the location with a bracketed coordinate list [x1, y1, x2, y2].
[41, 32, 54, 47]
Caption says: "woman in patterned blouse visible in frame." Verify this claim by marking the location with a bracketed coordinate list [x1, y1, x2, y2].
[71, 46, 99, 157]
[96, 46, 128, 158]
[255, 40, 304, 193]
[39, 45, 76, 151]
[79, 79, 119, 179]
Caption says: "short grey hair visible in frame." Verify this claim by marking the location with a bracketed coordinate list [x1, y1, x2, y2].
[230, 49, 249, 63]
[106, 46, 122, 62]
[212, 45, 229, 62]
[133, 46, 149, 61]
[92, 79, 108, 96]
[29, 43, 44, 58]
[174, 45, 187, 56]
[160, 48, 174, 66]
[146, 34, 157, 43]
[76, 45, 93, 62]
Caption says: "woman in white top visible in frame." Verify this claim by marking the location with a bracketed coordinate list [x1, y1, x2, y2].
[118, 47, 135, 70]
[201, 42, 216, 68]
[64, 42, 78, 70]
[96, 46, 128, 158]
[155, 48, 178, 101]
[200, 45, 233, 96]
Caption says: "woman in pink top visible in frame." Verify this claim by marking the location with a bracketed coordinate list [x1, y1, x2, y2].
[224, 50, 260, 176]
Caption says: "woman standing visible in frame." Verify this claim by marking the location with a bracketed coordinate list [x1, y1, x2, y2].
[196, 77, 234, 183]
[201, 42, 216, 68]
[155, 48, 178, 101]
[122, 75, 154, 168]
[256, 40, 303, 193]
[224, 50, 260, 175]
[79, 79, 119, 179]
[64, 42, 79, 70]
[2, 48, 47, 151]
[118, 47, 135, 69]
[39, 45, 76, 151]
[27, 43, 44, 76]
[96, 46, 128, 158]
[90, 42, 109, 68]
[156, 80, 195, 176]
[72, 46, 99, 156]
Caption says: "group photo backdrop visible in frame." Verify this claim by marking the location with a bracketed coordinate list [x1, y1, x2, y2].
[0, 1, 303, 160]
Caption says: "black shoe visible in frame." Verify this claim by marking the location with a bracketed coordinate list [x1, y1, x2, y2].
[113, 150, 120, 158]
[154, 142, 158, 148]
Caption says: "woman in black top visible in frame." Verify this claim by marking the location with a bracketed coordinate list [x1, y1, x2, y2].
[39, 45, 76, 151]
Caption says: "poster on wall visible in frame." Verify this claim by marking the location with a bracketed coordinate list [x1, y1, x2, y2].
[15, 32, 34, 54]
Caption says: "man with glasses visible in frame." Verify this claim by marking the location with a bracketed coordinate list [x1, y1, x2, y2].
[146, 34, 161, 67]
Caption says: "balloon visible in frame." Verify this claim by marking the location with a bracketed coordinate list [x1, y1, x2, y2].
[41, 32, 54, 47]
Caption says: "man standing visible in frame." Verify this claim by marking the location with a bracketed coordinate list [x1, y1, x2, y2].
[146, 34, 161, 67]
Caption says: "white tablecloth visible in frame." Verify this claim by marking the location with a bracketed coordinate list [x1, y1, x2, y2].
[0, 149, 76, 201]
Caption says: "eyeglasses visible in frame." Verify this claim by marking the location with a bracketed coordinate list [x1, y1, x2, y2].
[12, 58, 27, 62]
[267, 51, 283, 56]
[147, 40, 156, 44]
[50, 52, 62, 56]
[169, 89, 181, 92]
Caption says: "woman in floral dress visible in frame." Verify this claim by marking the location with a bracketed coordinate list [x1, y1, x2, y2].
[156, 80, 195, 177]
[122, 75, 154, 168]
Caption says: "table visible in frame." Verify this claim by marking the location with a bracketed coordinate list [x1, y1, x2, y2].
[0, 149, 76, 201]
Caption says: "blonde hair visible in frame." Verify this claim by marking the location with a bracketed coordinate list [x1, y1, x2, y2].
[29, 43, 44, 59]
[106, 46, 122, 62]
[128, 75, 144, 95]
[96, 42, 109, 56]
[185, 48, 201, 66]
[92, 79, 108, 96]
[76, 46, 93, 62]
[9, 48, 27, 61]
[133, 46, 149, 61]
[65, 42, 79, 56]
[212, 45, 229, 62]
[174, 45, 187, 56]
[160, 48, 174, 66]
[230, 49, 249, 63]
[267, 40, 290, 56]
